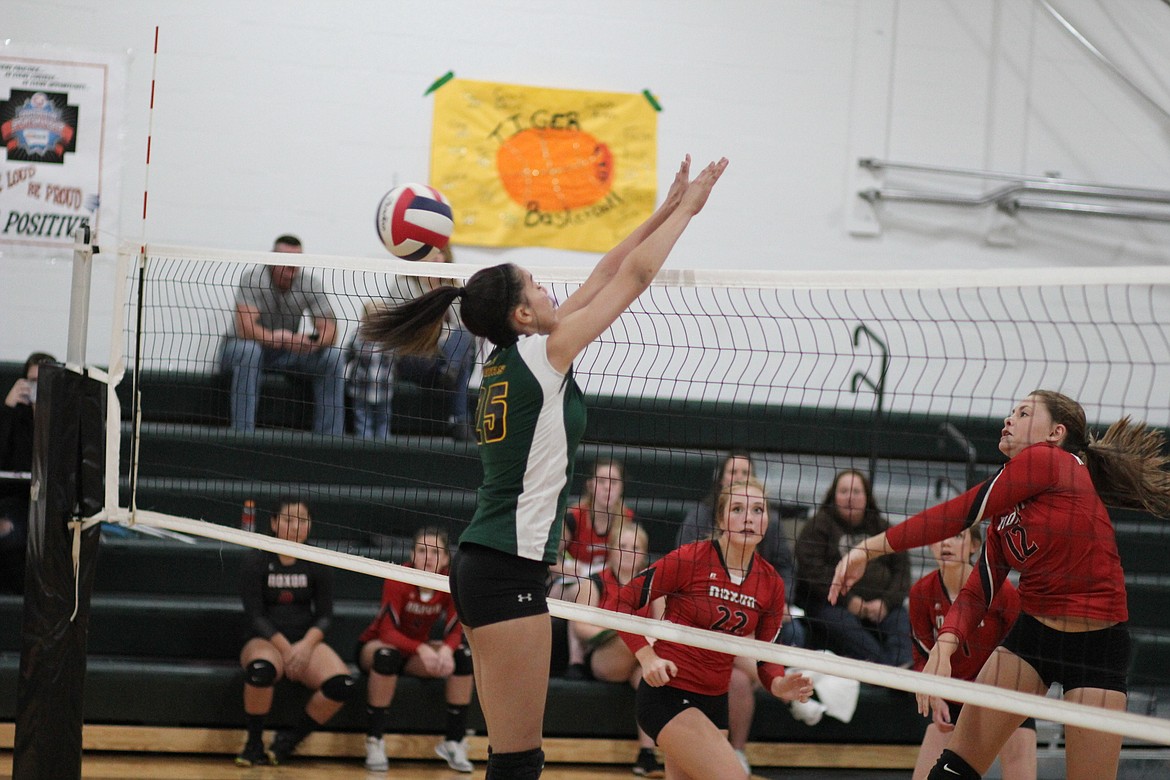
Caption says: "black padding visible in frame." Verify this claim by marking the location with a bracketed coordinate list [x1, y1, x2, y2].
[372, 646, 405, 676]
[320, 673, 357, 702]
[245, 659, 277, 687]
[453, 643, 473, 676]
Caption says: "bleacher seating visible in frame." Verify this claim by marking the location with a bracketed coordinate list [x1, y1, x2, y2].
[2, 361, 1168, 764]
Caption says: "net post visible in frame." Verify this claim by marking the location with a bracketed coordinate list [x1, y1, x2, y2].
[66, 226, 94, 371]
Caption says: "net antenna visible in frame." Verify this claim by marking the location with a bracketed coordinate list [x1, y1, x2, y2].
[104, 242, 1170, 748]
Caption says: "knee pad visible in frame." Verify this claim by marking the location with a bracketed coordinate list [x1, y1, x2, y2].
[928, 749, 981, 780]
[453, 644, 474, 677]
[372, 646, 405, 676]
[320, 673, 358, 703]
[485, 747, 544, 780]
[244, 659, 277, 688]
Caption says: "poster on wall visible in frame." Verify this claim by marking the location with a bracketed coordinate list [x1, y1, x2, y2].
[0, 43, 125, 253]
[430, 78, 657, 253]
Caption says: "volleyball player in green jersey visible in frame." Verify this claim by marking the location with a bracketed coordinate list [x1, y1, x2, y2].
[364, 154, 728, 779]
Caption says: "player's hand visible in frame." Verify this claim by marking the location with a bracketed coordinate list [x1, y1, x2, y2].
[679, 157, 729, 216]
[416, 643, 442, 676]
[5, 379, 32, 408]
[863, 599, 888, 624]
[434, 644, 456, 678]
[828, 547, 869, 605]
[771, 671, 814, 703]
[917, 642, 954, 716]
[661, 155, 691, 212]
[930, 697, 954, 731]
[286, 641, 311, 678]
[638, 652, 677, 687]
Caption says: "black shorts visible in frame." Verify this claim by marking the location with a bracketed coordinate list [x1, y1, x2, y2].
[946, 700, 1036, 731]
[1001, 613, 1129, 695]
[449, 542, 550, 629]
[636, 682, 728, 743]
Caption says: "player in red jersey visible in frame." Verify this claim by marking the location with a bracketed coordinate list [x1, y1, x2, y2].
[357, 527, 474, 773]
[615, 479, 813, 779]
[570, 520, 665, 776]
[551, 458, 636, 678]
[830, 390, 1170, 780]
[909, 524, 1035, 780]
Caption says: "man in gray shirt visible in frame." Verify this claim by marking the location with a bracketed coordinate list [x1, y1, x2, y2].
[220, 235, 345, 434]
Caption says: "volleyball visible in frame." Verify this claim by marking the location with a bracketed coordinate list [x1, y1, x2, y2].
[374, 183, 454, 260]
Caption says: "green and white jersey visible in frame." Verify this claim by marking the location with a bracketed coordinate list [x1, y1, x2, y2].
[461, 334, 587, 563]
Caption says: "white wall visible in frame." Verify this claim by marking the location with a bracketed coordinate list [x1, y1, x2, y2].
[2, 0, 1169, 368]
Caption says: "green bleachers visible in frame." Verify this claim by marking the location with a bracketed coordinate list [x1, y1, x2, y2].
[4, 360, 1169, 747]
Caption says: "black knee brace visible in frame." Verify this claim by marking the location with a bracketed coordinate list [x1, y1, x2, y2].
[928, 749, 981, 780]
[320, 673, 357, 703]
[453, 643, 474, 676]
[372, 646, 405, 676]
[244, 659, 277, 688]
[485, 747, 545, 780]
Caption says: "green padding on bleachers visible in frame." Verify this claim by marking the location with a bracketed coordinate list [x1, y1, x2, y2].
[1124, 576, 1170, 630]
[123, 479, 695, 553]
[0, 595, 376, 661]
[0, 650, 926, 742]
[92, 539, 387, 600]
[123, 425, 716, 500]
[1113, 515, 1170, 576]
[1129, 632, 1170, 687]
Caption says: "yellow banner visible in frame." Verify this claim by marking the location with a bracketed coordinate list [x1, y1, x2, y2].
[430, 78, 657, 253]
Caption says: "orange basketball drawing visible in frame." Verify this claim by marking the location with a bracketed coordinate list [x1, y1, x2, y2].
[430, 78, 657, 252]
[496, 127, 614, 212]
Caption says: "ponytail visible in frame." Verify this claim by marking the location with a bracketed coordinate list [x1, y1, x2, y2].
[1030, 390, 1170, 516]
[1083, 418, 1170, 517]
[362, 285, 462, 356]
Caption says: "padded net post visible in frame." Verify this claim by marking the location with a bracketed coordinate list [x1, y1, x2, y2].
[14, 365, 106, 780]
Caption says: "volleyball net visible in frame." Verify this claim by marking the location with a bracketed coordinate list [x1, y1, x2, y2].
[99, 241, 1170, 745]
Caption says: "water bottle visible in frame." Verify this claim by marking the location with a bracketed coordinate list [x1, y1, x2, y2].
[241, 499, 256, 533]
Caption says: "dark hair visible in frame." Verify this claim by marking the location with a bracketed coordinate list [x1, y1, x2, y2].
[702, 451, 756, 506]
[23, 352, 56, 378]
[1030, 390, 1170, 516]
[579, 458, 627, 513]
[413, 525, 450, 549]
[820, 469, 887, 531]
[363, 262, 525, 355]
[272, 234, 302, 249]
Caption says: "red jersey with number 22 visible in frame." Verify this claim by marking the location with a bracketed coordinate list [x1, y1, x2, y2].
[616, 540, 786, 697]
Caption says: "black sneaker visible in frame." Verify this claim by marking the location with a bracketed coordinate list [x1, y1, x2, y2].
[632, 747, 663, 777]
[268, 729, 303, 765]
[234, 740, 272, 767]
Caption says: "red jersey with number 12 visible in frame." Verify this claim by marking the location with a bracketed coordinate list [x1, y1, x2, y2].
[616, 540, 786, 696]
[888, 443, 1126, 646]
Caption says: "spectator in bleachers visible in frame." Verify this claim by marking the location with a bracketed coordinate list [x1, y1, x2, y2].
[569, 520, 664, 776]
[795, 469, 911, 667]
[0, 351, 55, 594]
[676, 451, 803, 775]
[235, 499, 356, 767]
[220, 234, 346, 435]
[346, 300, 395, 440]
[386, 244, 476, 442]
[550, 458, 635, 678]
[356, 525, 475, 773]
